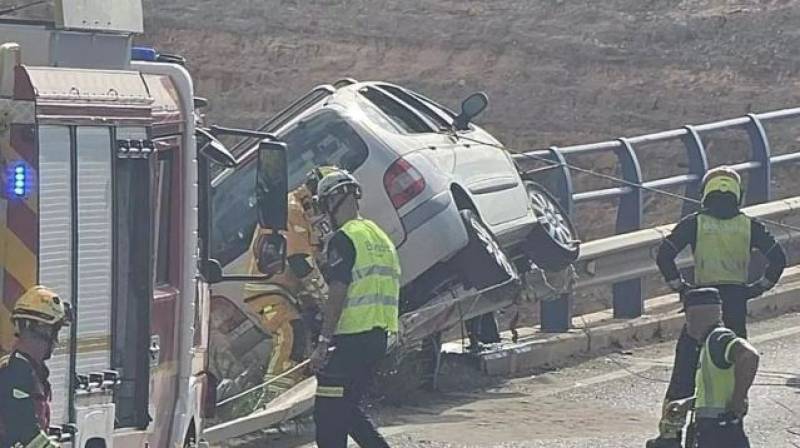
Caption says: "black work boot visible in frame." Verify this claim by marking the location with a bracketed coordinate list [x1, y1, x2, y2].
[645, 435, 682, 448]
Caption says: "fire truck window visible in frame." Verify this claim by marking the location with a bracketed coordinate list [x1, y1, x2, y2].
[154, 152, 173, 285]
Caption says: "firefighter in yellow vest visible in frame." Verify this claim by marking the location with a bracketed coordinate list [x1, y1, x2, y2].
[646, 167, 785, 448]
[309, 168, 399, 448]
[0, 286, 69, 448]
[682, 288, 758, 447]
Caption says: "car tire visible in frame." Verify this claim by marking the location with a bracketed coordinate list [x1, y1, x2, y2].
[456, 209, 518, 290]
[523, 181, 580, 272]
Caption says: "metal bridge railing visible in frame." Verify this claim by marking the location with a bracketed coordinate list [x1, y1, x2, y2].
[512, 108, 800, 331]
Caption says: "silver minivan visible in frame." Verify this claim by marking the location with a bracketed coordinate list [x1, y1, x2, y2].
[210, 80, 579, 313]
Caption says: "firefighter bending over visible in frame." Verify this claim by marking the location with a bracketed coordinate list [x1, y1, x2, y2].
[683, 288, 759, 447]
[310, 168, 399, 448]
[646, 166, 785, 448]
[0, 286, 69, 448]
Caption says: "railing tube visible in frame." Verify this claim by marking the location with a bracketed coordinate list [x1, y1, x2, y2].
[612, 138, 644, 318]
[681, 125, 708, 216]
[744, 113, 771, 205]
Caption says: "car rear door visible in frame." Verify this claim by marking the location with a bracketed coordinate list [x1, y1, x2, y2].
[451, 131, 529, 227]
[379, 84, 529, 228]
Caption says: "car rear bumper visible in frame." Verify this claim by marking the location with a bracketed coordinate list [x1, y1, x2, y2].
[397, 190, 467, 285]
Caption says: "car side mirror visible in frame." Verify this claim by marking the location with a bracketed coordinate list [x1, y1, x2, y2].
[454, 92, 489, 131]
[255, 233, 287, 276]
[256, 140, 289, 231]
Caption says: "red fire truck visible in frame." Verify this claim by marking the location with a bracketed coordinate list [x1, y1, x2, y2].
[0, 1, 289, 446]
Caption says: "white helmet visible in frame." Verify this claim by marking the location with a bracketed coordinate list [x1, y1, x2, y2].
[316, 168, 362, 204]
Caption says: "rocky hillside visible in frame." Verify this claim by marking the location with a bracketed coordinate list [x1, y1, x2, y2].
[17, 0, 800, 237]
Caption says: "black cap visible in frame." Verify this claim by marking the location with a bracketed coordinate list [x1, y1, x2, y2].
[682, 288, 722, 311]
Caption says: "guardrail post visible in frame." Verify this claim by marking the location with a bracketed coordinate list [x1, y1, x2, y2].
[612, 138, 644, 318]
[539, 146, 575, 332]
[541, 146, 575, 216]
[681, 125, 709, 216]
[744, 113, 771, 205]
[540, 294, 571, 333]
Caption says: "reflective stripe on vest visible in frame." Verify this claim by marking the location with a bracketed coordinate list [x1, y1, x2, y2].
[694, 328, 737, 419]
[336, 219, 400, 335]
[316, 385, 345, 398]
[694, 214, 751, 286]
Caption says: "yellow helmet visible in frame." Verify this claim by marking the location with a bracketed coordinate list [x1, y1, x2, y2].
[304, 165, 341, 196]
[12, 285, 68, 327]
[701, 166, 742, 202]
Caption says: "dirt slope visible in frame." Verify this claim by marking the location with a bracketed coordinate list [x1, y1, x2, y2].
[15, 1, 800, 236]
[135, 0, 800, 237]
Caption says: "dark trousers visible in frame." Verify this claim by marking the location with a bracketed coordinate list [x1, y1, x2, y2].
[695, 419, 750, 448]
[314, 328, 390, 448]
[665, 285, 749, 400]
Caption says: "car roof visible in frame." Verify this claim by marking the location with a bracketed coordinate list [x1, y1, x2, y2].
[212, 80, 503, 185]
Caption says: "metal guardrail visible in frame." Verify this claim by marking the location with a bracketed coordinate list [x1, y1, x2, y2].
[512, 108, 800, 330]
[575, 196, 800, 289]
[535, 196, 800, 331]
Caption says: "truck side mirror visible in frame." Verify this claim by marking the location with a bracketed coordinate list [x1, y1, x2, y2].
[454, 92, 489, 131]
[255, 140, 289, 231]
[196, 128, 237, 168]
[255, 233, 287, 277]
[199, 259, 224, 284]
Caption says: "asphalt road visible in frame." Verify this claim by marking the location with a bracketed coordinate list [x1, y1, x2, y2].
[251, 312, 800, 448]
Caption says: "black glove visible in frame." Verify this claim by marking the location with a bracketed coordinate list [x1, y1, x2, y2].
[744, 278, 775, 299]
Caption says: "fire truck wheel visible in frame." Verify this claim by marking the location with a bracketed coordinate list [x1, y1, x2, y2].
[456, 209, 517, 290]
[523, 181, 580, 272]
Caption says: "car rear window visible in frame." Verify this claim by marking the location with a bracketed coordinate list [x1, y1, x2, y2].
[210, 109, 368, 266]
[283, 109, 369, 188]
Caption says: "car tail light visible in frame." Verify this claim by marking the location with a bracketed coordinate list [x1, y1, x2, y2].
[384, 158, 426, 209]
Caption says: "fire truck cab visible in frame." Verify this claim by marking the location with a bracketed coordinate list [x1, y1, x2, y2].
[0, 1, 289, 446]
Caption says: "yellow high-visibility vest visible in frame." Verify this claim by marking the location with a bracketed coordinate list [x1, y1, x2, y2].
[336, 219, 400, 335]
[695, 327, 738, 418]
[694, 214, 751, 286]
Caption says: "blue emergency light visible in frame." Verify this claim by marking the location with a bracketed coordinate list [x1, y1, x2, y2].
[131, 46, 158, 62]
[7, 163, 29, 198]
